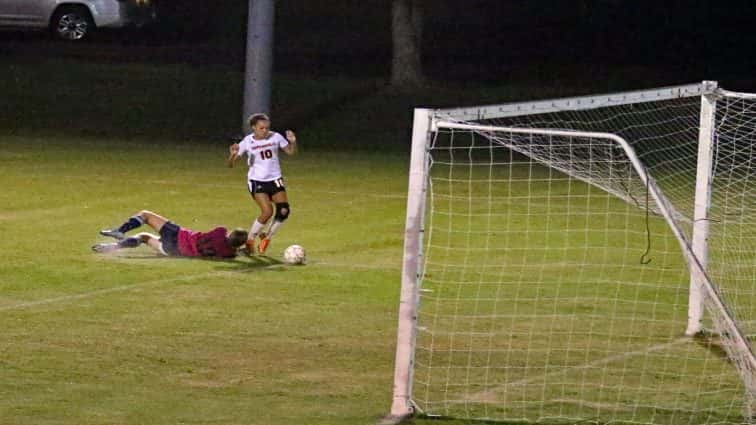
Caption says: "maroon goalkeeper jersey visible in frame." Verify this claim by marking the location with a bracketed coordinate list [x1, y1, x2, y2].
[177, 227, 236, 258]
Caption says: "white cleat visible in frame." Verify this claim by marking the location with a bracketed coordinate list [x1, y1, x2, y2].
[99, 229, 125, 240]
[92, 243, 120, 253]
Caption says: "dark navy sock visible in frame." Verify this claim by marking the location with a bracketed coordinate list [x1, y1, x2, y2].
[117, 216, 144, 234]
[118, 237, 142, 248]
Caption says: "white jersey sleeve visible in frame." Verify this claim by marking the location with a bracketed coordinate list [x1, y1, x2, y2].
[277, 132, 289, 149]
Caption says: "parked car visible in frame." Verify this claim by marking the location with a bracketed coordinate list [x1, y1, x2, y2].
[0, 0, 157, 41]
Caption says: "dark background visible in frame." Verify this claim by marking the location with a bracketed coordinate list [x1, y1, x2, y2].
[150, 0, 756, 86]
[3, 0, 756, 146]
[5, 0, 755, 86]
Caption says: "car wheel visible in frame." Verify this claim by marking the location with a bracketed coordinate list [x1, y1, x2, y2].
[50, 6, 95, 41]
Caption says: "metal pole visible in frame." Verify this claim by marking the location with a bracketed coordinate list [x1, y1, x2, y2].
[242, 0, 275, 133]
[387, 108, 431, 423]
[685, 80, 718, 336]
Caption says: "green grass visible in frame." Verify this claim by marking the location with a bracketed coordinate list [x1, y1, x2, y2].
[0, 135, 409, 425]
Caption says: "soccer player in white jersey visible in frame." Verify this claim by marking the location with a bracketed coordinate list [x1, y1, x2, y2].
[227, 113, 297, 254]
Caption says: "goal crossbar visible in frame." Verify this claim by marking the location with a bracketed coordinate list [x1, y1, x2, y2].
[436, 83, 711, 121]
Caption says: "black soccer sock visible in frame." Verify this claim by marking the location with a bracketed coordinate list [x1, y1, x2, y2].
[118, 237, 142, 248]
[117, 216, 144, 234]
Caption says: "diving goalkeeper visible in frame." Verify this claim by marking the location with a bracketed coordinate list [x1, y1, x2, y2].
[92, 210, 247, 258]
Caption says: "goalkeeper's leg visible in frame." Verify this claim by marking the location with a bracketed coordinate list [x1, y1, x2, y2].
[92, 233, 156, 253]
[101, 210, 169, 239]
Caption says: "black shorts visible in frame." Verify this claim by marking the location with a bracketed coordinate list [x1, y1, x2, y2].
[248, 178, 286, 197]
[159, 221, 181, 256]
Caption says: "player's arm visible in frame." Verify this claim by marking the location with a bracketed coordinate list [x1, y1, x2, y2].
[282, 130, 297, 155]
[227, 143, 241, 167]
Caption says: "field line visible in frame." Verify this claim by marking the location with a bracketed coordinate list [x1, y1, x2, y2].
[466, 337, 689, 403]
[0, 262, 399, 312]
[0, 272, 225, 312]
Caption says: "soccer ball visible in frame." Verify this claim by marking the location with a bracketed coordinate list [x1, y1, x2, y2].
[283, 244, 306, 265]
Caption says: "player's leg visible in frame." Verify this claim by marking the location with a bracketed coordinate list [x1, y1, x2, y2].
[246, 191, 274, 254]
[244, 180, 271, 254]
[92, 232, 157, 253]
[100, 212, 144, 240]
[259, 190, 290, 254]
[138, 210, 169, 233]
[100, 210, 169, 239]
[135, 232, 168, 255]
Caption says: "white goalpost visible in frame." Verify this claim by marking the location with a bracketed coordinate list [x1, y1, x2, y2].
[388, 82, 756, 424]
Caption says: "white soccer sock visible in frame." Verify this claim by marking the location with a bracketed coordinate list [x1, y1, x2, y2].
[249, 219, 266, 238]
[266, 220, 284, 239]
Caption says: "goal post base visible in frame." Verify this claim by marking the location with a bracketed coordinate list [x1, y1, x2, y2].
[685, 323, 704, 336]
[382, 397, 414, 425]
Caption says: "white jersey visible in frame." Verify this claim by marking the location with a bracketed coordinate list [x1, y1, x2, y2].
[237, 131, 289, 181]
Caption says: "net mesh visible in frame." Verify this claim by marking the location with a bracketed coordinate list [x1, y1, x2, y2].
[709, 94, 756, 339]
[409, 87, 756, 424]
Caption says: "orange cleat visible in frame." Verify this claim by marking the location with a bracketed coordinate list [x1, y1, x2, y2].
[258, 236, 270, 254]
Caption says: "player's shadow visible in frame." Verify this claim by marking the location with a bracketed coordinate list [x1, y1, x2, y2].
[212, 255, 285, 273]
[105, 252, 284, 271]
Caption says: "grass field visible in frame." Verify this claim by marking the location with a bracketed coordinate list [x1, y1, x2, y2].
[0, 135, 413, 425]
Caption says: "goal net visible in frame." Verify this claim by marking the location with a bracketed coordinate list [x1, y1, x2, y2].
[389, 82, 756, 424]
